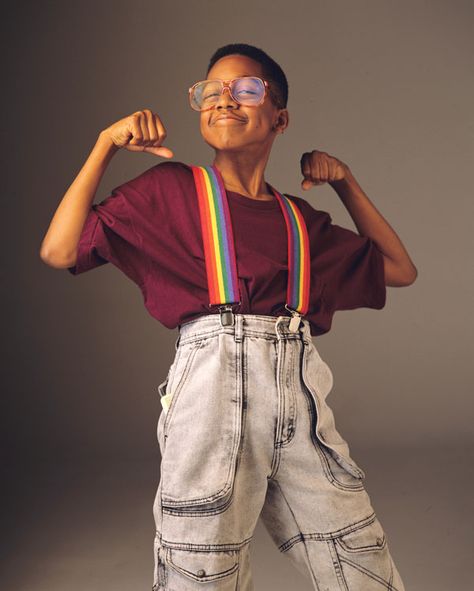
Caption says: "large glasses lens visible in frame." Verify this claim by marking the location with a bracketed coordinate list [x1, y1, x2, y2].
[191, 80, 222, 110]
[190, 77, 265, 110]
[231, 77, 265, 105]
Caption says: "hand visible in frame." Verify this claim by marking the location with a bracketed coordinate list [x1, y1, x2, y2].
[102, 109, 174, 158]
[300, 150, 349, 190]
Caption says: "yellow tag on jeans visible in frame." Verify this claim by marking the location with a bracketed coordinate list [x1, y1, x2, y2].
[160, 392, 173, 413]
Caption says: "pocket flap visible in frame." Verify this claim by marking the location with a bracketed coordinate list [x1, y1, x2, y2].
[167, 547, 239, 582]
[337, 516, 386, 552]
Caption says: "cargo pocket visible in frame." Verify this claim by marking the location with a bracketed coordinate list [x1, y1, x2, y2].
[333, 514, 400, 591]
[164, 547, 240, 589]
[160, 333, 243, 514]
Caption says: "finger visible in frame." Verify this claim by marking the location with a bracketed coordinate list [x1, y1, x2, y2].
[321, 155, 330, 182]
[144, 145, 174, 158]
[143, 109, 157, 147]
[316, 154, 324, 181]
[301, 177, 315, 190]
[151, 112, 168, 147]
[138, 111, 150, 147]
[129, 112, 144, 146]
[300, 152, 312, 180]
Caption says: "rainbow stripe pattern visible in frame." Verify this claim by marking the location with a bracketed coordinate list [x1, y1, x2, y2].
[191, 164, 311, 316]
[191, 165, 241, 306]
[270, 187, 311, 315]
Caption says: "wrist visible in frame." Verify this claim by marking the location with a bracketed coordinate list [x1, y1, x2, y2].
[330, 165, 356, 192]
[98, 130, 120, 155]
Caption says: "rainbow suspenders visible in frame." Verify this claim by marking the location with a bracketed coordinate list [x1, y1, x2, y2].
[191, 164, 311, 332]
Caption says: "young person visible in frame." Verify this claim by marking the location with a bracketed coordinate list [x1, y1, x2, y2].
[40, 43, 416, 591]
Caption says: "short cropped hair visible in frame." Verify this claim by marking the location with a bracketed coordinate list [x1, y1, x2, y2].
[206, 43, 288, 110]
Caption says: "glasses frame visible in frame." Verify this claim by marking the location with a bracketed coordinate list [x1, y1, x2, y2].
[188, 76, 271, 112]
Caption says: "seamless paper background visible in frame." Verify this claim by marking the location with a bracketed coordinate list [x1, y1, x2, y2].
[2, 1, 473, 590]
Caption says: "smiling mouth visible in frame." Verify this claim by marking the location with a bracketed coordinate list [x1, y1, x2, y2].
[213, 115, 246, 124]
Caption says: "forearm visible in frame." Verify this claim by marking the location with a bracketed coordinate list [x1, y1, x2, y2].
[40, 131, 119, 268]
[330, 167, 418, 286]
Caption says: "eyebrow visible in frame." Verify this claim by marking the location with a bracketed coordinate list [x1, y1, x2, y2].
[206, 74, 255, 80]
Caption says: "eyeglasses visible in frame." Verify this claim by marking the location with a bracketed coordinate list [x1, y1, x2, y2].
[188, 76, 270, 111]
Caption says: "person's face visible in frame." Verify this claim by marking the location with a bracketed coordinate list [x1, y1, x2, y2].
[198, 54, 288, 153]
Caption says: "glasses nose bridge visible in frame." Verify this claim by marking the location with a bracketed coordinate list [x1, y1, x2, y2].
[215, 79, 238, 106]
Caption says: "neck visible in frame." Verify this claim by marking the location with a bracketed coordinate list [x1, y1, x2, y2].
[212, 151, 272, 199]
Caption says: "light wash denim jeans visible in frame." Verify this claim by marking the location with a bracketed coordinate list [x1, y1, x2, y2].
[152, 313, 405, 590]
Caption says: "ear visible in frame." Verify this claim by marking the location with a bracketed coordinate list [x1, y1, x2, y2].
[273, 109, 289, 133]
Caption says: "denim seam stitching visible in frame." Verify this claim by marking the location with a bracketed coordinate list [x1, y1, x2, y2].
[268, 337, 285, 478]
[338, 555, 401, 591]
[279, 343, 298, 447]
[328, 539, 349, 591]
[273, 479, 317, 584]
[178, 329, 281, 346]
[279, 512, 377, 550]
[160, 536, 253, 552]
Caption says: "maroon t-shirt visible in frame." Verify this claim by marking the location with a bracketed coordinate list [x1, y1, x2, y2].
[68, 160, 386, 336]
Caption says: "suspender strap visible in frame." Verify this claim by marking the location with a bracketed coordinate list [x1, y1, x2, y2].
[271, 189, 311, 316]
[191, 164, 311, 328]
[191, 165, 241, 307]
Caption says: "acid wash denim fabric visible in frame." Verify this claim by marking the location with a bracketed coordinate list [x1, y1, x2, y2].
[152, 313, 405, 591]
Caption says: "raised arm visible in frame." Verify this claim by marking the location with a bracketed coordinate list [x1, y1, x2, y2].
[300, 149, 418, 287]
[40, 109, 173, 269]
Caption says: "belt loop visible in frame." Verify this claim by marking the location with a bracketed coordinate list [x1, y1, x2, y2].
[234, 314, 243, 342]
[275, 315, 286, 340]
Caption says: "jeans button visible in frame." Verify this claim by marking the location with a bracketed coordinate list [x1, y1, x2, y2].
[197, 569, 206, 577]
[376, 537, 384, 546]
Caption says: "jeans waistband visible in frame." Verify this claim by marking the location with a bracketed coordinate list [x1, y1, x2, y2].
[177, 313, 312, 346]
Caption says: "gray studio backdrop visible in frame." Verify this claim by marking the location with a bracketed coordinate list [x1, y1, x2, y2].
[3, 1, 473, 590]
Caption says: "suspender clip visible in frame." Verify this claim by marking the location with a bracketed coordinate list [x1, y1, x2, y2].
[214, 301, 241, 327]
[219, 305, 234, 327]
[285, 304, 302, 332]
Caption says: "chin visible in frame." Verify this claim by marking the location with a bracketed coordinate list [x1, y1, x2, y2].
[203, 137, 248, 152]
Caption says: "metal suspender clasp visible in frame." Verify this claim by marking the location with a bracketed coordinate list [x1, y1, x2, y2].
[219, 305, 235, 327]
[209, 301, 241, 327]
[284, 304, 302, 333]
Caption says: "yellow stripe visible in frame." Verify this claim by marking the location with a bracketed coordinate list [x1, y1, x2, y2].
[202, 168, 226, 301]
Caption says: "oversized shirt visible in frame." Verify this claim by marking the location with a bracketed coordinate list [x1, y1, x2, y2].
[68, 161, 386, 336]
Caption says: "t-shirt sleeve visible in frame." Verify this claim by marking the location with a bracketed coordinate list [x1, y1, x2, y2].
[317, 210, 387, 311]
[67, 165, 160, 287]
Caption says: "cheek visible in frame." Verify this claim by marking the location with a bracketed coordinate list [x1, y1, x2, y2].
[252, 116, 272, 131]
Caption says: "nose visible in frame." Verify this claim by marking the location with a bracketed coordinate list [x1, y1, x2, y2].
[215, 85, 239, 110]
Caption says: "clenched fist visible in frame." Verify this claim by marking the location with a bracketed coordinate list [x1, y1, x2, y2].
[102, 109, 174, 158]
[300, 150, 349, 190]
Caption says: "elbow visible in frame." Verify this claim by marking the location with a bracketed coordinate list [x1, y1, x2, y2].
[403, 264, 418, 286]
[397, 265, 418, 287]
[39, 242, 76, 269]
[383, 255, 418, 287]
